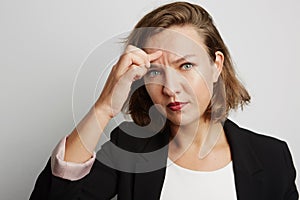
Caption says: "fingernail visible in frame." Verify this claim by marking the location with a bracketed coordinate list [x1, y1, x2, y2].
[146, 62, 151, 68]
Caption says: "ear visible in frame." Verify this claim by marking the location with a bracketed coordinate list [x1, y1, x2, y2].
[212, 51, 224, 83]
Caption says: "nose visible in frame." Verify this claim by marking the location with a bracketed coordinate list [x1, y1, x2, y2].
[162, 68, 180, 97]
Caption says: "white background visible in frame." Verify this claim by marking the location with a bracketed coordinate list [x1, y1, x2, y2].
[0, 0, 299, 199]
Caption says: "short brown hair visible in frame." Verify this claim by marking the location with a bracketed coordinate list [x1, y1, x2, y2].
[123, 1, 250, 125]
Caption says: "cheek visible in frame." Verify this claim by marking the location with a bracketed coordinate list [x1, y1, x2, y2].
[145, 84, 167, 117]
[187, 76, 212, 106]
[145, 84, 161, 103]
[196, 81, 212, 109]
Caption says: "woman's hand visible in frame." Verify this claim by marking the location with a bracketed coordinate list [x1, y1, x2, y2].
[64, 46, 161, 163]
[95, 45, 162, 118]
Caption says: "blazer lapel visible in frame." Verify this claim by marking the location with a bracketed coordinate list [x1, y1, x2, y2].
[132, 128, 169, 200]
[132, 118, 265, 200]
[224, 119, 264, 200]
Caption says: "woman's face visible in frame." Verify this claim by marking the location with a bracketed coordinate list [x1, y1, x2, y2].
[143, 25, 223, 126]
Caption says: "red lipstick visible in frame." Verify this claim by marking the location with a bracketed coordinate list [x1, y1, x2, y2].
[167, 102, 188, 111]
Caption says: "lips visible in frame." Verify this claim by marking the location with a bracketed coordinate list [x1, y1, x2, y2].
[167, 102, 188, 111]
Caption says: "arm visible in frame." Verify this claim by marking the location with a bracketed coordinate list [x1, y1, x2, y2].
[30, 46, 162, 199]
[51, 135, 96, 180]
[282, 142, 299, 200]
[64, 106, 112, 163]
[64, 47, 162, 163]
[30, 127, 121, 200]
[30, 158, 118, 200]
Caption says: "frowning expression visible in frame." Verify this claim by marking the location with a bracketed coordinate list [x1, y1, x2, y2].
[143, 25, 223, 126]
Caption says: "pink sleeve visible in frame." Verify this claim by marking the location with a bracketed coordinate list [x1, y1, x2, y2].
[50, 136, 96, 181]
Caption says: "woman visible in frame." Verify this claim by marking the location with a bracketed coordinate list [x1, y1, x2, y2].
[30, 2, 298, 200]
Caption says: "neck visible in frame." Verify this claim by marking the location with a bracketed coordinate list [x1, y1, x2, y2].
[169, 117, 209, 148]
[169, 120, 227, 159]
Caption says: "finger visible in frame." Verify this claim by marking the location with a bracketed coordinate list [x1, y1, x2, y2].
[125, 45, 162, 68]
[148, 50, 163, 62]
[127, 53, 148, 67]
[125, 45, 150, 64]
[124, 45, 149, 59]
[115, 52, 149, 76]
[125, 45, 144, 54]
[123, 64, 147, 82]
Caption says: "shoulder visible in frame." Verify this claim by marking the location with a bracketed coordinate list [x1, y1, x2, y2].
[242, 125, 286, 147]
[224, 118, 287, 150]
[225, 119, 298, 197]
[225, 119, 297, 177]
[239, 125, 295, 169]
[224, 119, 296, 172]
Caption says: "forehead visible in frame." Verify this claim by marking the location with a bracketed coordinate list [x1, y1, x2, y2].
[143, 25, 208, 58]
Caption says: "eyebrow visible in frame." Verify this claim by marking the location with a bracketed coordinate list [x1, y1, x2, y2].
[150, 54, 197, 68]
[172, 54, 197, 64]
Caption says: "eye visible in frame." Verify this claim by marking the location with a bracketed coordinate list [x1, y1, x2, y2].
[146, 70, 161, 78]
[181, 63, 193, 70]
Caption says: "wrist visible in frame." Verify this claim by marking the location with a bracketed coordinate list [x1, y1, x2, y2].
[93, 103, 113, 121]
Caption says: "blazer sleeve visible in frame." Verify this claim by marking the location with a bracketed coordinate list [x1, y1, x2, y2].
[51, 136, 96, 181]
[30, 129, 120, 200]
[281, 142, 299, 200]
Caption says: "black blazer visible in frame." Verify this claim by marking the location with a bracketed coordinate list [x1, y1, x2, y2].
[30, 118, 298, 200]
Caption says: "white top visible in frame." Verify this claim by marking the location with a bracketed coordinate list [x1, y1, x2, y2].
[160, 158, 237, 200]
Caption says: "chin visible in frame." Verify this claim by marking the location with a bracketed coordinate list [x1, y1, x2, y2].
[167, 115, 200, 127]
